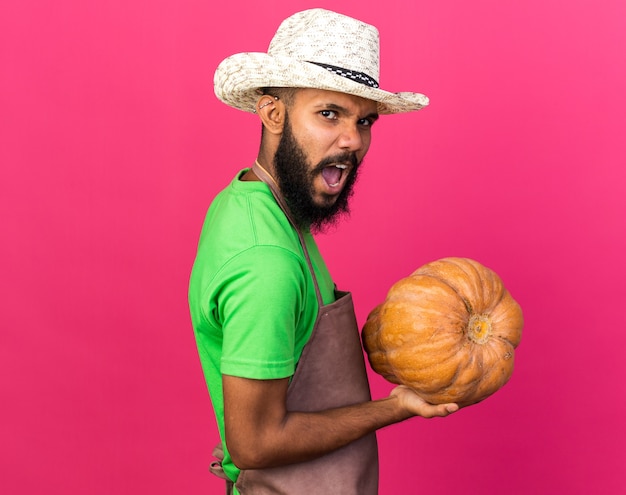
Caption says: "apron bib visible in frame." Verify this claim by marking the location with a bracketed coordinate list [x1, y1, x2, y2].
[213, 163, 379, 494]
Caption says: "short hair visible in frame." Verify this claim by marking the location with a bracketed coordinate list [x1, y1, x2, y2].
[260, 87, 298, 108]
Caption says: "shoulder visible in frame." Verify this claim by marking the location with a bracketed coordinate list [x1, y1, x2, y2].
[202, 172, 298, 254]
[190, 173, 308, 307]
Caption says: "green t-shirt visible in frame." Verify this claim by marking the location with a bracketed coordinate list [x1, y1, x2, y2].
[188, 169, 335, 486]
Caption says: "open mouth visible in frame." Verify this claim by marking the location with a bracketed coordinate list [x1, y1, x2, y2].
[321, 164, 348, 188]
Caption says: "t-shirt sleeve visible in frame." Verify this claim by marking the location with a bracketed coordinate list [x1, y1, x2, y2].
[213, 245, 309, 380]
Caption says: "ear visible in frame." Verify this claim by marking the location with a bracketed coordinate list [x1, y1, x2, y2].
[256, 95, 285, 135]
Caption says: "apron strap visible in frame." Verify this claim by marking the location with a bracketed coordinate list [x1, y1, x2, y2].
[252, 161, 324, 307]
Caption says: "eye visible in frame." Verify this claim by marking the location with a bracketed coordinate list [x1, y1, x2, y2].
[358, 117, 374, 128]
[320, 109, 338, 120]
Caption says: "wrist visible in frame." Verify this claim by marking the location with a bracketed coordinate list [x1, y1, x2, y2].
[378, 393, 415, 424]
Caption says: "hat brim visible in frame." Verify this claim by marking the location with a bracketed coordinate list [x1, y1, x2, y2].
[214, 52, 429, 115]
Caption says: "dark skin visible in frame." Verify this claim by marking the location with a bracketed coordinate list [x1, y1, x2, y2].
[229, 89, 458, 470]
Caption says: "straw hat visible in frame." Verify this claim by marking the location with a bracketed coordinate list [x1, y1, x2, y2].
[214, 8, 429, 115]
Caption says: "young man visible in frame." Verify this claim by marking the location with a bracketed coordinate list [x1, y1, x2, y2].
[189, 9, 458, 494]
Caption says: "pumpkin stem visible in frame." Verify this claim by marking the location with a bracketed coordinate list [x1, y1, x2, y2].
[467, 314, 491, 344]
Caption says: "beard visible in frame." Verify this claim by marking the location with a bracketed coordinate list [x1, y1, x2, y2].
[273, 114, 362, 233]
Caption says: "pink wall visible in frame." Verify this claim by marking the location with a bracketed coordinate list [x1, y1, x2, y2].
[1, 1, 624, 493]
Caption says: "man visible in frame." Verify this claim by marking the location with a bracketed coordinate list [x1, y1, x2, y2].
[189, 9, 458, 494]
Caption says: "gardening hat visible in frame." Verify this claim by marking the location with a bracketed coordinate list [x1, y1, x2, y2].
[213, 8, 429, 115]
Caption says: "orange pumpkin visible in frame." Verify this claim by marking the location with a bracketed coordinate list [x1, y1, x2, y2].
[362, 257, 523, 407]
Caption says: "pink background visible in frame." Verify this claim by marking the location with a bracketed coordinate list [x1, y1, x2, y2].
[2, 1, 625, 493]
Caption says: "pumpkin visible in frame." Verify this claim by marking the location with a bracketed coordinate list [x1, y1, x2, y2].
[362, 257, 523, 408]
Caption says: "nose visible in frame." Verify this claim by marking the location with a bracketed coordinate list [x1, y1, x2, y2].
[337, 122, 367, 153]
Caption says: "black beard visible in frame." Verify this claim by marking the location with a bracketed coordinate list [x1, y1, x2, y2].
[273, 114, 361, 233]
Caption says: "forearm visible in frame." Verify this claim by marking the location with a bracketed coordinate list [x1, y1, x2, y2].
[236, 395, 409, 469]
[223, 376, 458, 470]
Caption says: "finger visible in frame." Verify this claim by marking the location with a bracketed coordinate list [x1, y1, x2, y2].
[424, 402, 459, 418]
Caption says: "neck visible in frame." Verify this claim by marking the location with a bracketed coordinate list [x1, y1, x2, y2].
[254, 159, 279, 187]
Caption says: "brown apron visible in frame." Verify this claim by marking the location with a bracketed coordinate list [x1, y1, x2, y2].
[210, 163, 379, 494]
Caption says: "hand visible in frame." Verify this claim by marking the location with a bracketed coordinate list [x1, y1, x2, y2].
[390, 385, 459, 418]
